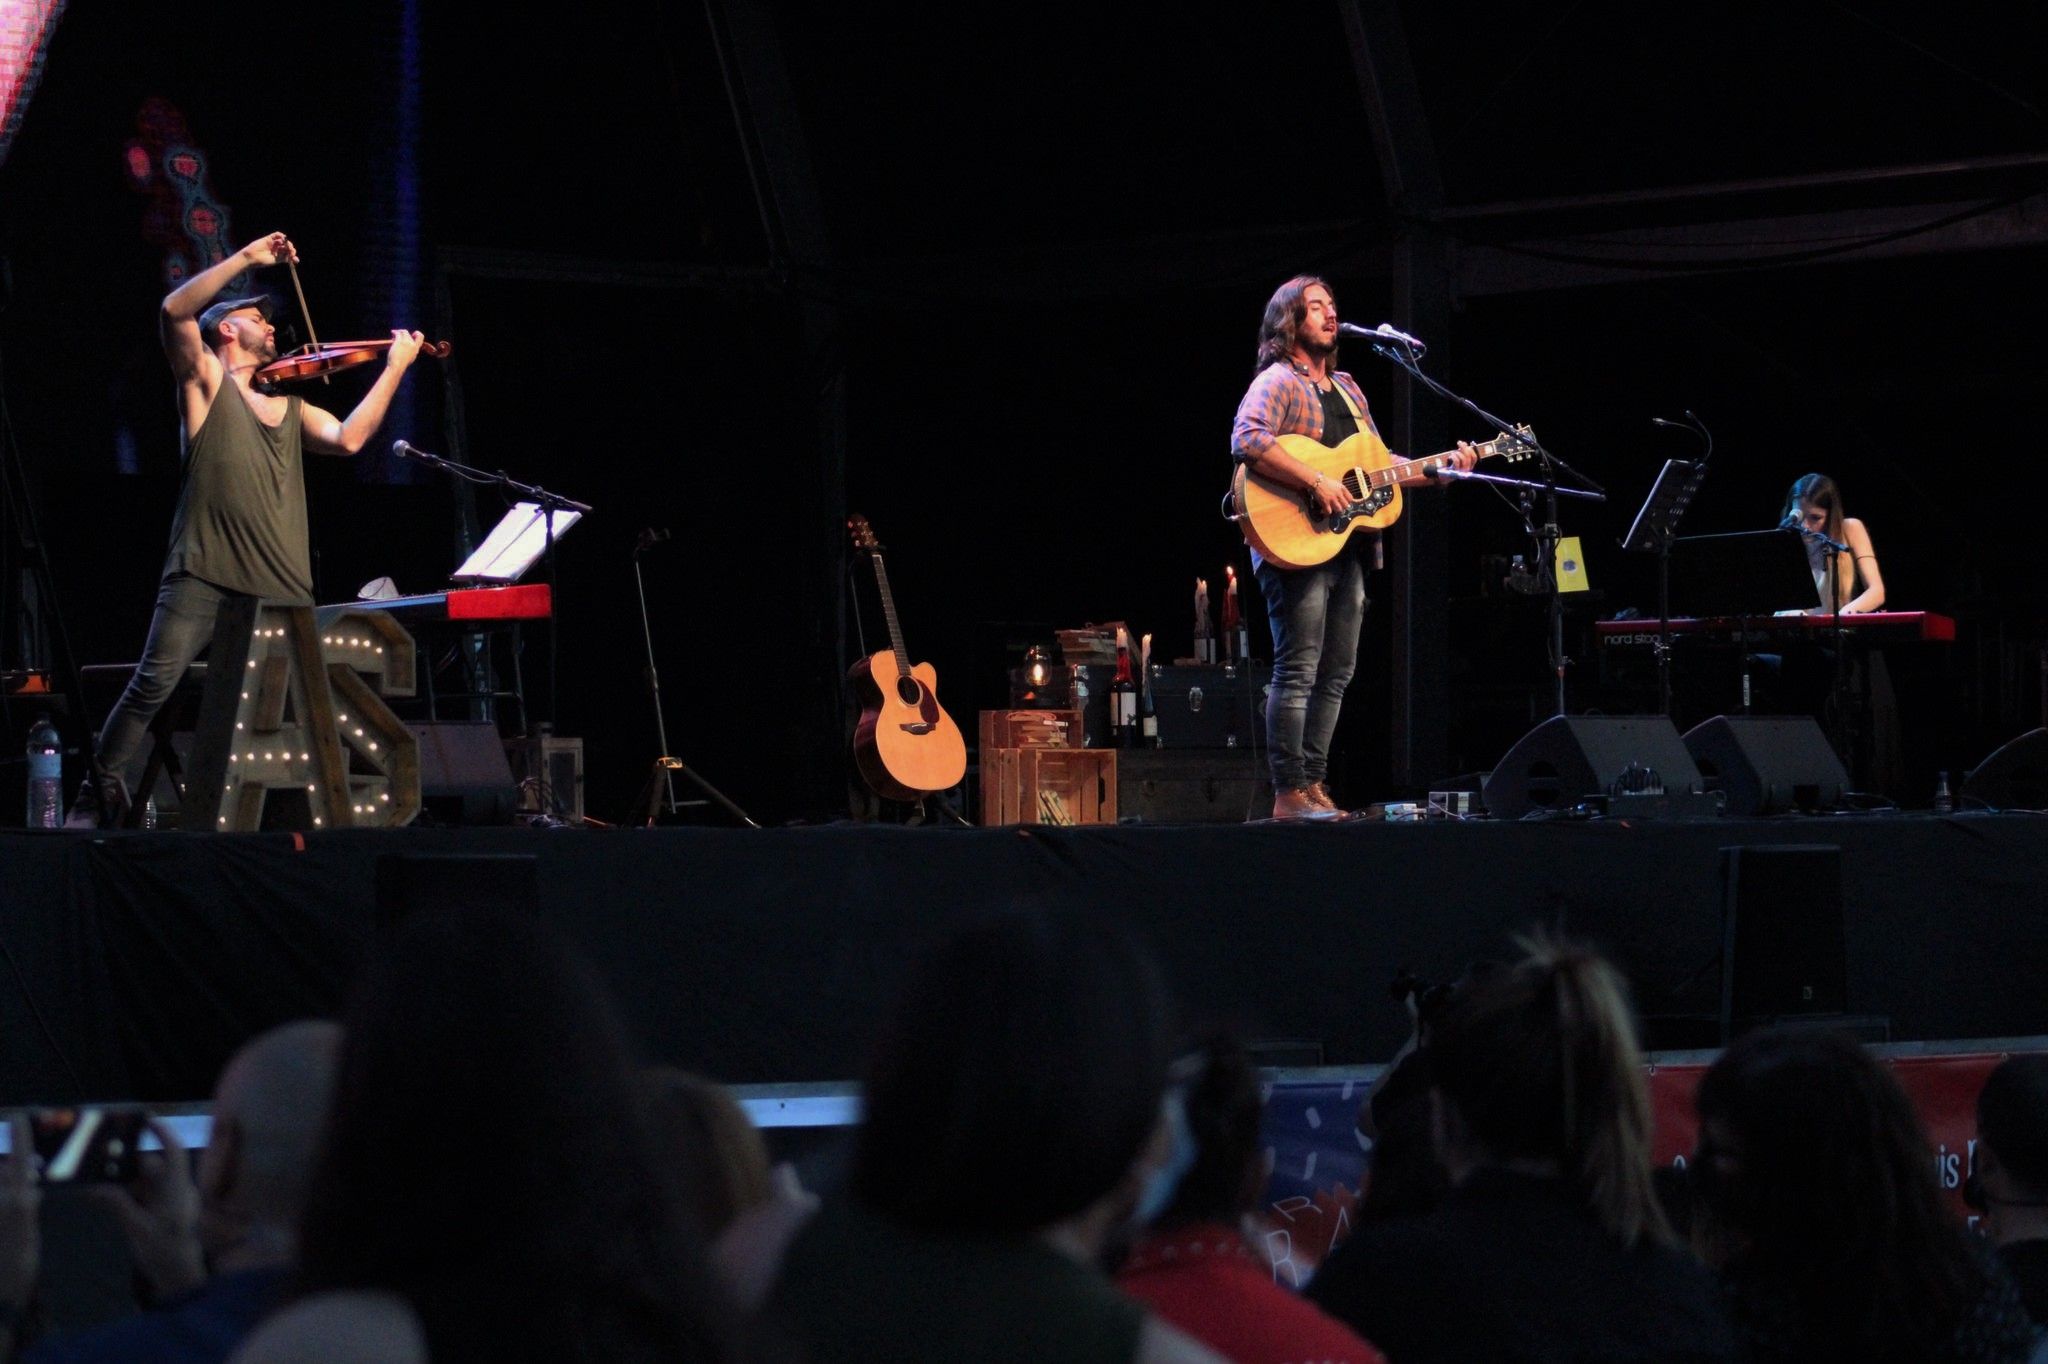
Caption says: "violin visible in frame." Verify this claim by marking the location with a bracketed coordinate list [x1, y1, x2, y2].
[253, 337, 452, 391]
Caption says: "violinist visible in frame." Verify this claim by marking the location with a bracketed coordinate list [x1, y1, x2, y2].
[68, 230, 425, 827]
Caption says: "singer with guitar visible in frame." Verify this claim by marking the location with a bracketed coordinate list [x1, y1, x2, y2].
[1229, 275, 1476, 822]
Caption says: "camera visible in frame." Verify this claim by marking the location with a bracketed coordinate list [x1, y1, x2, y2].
[25, 1106, 148, 1184]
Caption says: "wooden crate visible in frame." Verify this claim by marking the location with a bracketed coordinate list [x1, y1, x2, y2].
[982, 747, 1118, 826]
[978, 708, 1082, 752]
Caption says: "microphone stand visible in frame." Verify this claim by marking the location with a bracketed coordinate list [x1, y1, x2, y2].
[631, 530, 679, 818]
[1363, 338, 1606, 716]
[624, 528, 758, 829]
[1797, 525, 1855, 773]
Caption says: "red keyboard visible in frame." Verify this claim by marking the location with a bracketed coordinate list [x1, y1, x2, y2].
[325, 584, 552, 627]
[1596, 610, 1954, 648]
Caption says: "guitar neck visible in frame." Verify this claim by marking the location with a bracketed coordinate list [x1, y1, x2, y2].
[869, 551, 912, 679]
[1365, 437, 1504, 490]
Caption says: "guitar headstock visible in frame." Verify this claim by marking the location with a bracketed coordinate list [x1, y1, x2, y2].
[1490, 423, 1538, 464]
[848, 513, 883, 552]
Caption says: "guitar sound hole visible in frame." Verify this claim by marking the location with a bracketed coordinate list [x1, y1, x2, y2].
[896, 677, 922, 706]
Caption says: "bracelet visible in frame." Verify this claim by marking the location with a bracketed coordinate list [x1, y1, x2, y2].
[1309, 473, 1326, 493]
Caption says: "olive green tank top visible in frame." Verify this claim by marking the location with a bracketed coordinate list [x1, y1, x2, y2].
[162, 381, 312, 603]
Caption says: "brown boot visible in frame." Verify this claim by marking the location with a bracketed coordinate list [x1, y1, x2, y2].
[1305, 781, 1350, 820]
[1271, 786, 1341, 821]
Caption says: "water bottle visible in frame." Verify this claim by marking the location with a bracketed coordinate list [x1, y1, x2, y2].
[25, 715, 61, 829]
[1932, 770, 1953, 816]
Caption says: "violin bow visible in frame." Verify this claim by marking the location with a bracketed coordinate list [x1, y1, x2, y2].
[282, 253, 329, 385]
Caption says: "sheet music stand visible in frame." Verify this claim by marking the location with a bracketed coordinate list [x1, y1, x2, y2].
[1622, 458, 1708, 715]
[1668, 528, 1817, 715]
[452, 501, 582, 584]
[1668, 529, 1814, 619]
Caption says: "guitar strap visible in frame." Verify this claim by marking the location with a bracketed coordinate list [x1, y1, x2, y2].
[1327, 375, 1386, 571]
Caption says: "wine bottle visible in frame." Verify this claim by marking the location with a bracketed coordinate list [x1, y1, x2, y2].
[1111, 627, 1138, 748]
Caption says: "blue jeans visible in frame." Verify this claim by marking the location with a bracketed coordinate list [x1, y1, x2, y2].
[1256, 552, 1367, 791]
[94, 573, 242, 797]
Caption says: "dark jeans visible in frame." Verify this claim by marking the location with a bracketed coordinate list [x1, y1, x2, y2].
[1256, 551, 1367, 791]
[94, 573, 241, 798]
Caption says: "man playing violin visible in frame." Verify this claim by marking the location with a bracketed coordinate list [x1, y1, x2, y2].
[69, 230, 425, 826]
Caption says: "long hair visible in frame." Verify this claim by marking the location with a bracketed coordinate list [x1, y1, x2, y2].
[1151, 1033, 1263, 1229]
[1254, 274, 1331, 373]
[294, 907, 752, 1364]
[853, 907, 1176, 1237]
[1694, 1027, 1989, 1358]
[1424, 934, 1669, 1248]
[1781, 472, 1845, 545]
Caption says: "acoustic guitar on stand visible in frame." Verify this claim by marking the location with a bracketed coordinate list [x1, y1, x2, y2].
[847, 514, 968, 802]
[1231, 424, 1538, 569]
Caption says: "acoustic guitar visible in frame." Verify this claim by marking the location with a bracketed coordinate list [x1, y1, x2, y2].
[1230, 424, 1537, 569]
[847, 514, 968, 801]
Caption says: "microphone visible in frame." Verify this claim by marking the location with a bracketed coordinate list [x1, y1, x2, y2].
[1339, 321, 1427, 354]
[635, 527, 672, 555]
[1779, 511, 1801, 531]
[392, 439, 431, 461]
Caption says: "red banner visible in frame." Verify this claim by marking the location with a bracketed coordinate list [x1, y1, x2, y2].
[1256, 1046, 2047, 1277]
[1647, 1051, 2029, 1225]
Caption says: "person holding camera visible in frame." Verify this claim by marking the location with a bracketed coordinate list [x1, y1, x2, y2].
[0, 1021, 340, 1364]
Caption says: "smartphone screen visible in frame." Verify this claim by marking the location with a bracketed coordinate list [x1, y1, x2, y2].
[28, 1107, 148, 1184]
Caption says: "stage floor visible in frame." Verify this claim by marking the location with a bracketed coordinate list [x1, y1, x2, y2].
[2, 811, 2045, 1105]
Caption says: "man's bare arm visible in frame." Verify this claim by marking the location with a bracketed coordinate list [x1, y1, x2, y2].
[301, 331, 425, 456]
[160, 231, 296, 384]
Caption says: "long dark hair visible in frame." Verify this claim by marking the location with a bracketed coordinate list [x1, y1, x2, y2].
[1781, 472, 1845, 544]
[1151, 1033, 1263, 1229]
[294, 907, 752, 1363]
[853, 907, 1176, 1237]
[1694, 1028, 1989, 1359]
[1255, 274, 1332, 373]
[1424, 935, 1670, 1247]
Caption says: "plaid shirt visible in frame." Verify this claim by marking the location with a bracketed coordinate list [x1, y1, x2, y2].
[1230, 361, 1377, 464]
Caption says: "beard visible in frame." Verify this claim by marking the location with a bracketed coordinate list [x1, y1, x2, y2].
[1301, 329, 1337, 359]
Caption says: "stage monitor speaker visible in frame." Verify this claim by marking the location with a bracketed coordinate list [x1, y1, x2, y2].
[1962, 728, 2048, 811]
[408, 722, 518, 826]
[1720, 844, 1848, 1039]
[1682, 714, 1849, 815]
[1481, 714, 1702, 820]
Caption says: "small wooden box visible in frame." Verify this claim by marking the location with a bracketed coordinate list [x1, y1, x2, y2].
[979, 708, 1082, 752]
[982, 747, 1118, 826]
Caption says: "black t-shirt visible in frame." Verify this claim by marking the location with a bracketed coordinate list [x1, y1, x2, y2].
[1318, 383, 1360, 447]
